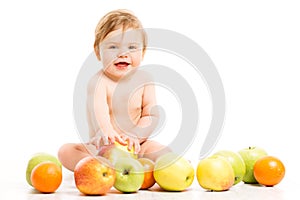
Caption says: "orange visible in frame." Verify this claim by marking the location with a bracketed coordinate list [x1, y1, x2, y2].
[253, 156, 285, 186]
[141, 169, 156, 189]
[138, 158, 156, 189]
[31, 161, 63, 193]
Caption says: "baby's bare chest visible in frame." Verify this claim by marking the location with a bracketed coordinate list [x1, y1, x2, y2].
[107, 85, 144, 114]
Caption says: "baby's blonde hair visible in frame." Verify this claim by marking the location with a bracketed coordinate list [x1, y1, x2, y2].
[94, 9, 147, 60]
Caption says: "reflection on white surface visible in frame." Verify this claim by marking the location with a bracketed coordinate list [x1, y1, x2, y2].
[20, 183, 290, 200]
[0, 172, 295, 200]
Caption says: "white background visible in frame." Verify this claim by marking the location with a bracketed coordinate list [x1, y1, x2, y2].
[0, 0, 299, 186]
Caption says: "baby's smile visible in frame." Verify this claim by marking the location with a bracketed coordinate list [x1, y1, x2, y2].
[114, 61, 131, 70]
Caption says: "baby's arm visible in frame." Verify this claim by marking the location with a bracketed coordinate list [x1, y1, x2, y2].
[87, 74, 126, 149]
[127, 82, 159, 148]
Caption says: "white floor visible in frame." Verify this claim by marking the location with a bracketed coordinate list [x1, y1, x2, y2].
[1, 158, 298, 200]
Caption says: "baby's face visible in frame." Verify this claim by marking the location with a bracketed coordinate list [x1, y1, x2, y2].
[99, 28, 144, 80]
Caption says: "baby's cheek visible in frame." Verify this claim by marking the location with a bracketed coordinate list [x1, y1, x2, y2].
[131, 59, 142, 68]
[131, 53, 143, 67]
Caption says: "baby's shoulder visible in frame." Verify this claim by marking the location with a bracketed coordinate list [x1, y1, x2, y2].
[87, 70, 107, 92]
[133, 69, 155, 83]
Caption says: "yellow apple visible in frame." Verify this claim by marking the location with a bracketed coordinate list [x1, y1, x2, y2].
[196, 156, 234, 191]
[213, 150, 246, 185]
[98, 142, 137, 165]
[114, 141, 135, 156]
[153, 152, 194, 191]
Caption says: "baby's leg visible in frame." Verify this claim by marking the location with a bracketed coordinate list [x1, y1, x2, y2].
[139, 140, 172, 162]
[57, 143, 97, 171]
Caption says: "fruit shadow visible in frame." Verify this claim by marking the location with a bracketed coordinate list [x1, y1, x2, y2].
[147, 184, 193, 193]
[109, 189, 138, 195]
[26, 189, 63, 200]
[27, 188, 63, 195]
[203, 189, 231, 193]
[106, 188, 144, 197]
[27, 188, 41, 194]
[247, 183, 265, 187]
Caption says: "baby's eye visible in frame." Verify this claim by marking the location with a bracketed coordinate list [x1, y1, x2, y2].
[108, 45, 118, 49]
[128, 45, 138, 50]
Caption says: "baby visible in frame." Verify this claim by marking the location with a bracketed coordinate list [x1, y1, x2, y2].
[58, 9, 171, 171]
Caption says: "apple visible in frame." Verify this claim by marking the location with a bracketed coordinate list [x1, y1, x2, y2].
[153, 152, 194, 191]
[114, 141, 135, 154]
[26, 152, 62, 186]
[213, 150, 246, 185]
[114, 157, 145, 193]
[74, 156, 115, 195]
[138, 158, 156, 189]
[196, 156, 234, 191]
[98, 142, 137, 165]
[238, 146, 268, 184]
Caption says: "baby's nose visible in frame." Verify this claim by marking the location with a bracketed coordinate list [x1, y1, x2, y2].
[117, 47, 129, 58]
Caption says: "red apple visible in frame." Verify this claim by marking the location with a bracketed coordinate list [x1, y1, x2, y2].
[74, 156, 115, 195]
[138, 158, 156, 189]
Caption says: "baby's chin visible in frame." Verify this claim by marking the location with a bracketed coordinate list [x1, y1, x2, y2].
[102, 65, 140, 82]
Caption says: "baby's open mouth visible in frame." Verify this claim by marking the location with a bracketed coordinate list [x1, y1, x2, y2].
[115, 62, 130, 69]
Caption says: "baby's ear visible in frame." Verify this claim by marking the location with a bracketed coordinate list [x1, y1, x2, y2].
[94, 46, 101, 61]
[142, 49, 146, 59]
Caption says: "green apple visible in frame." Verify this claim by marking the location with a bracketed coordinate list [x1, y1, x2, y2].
[114, 157, 144, 193]
[153, 152, 194, 191]
[26, 152, 62, 186]
[74, 156, 116, 195]
[98, 142, 137, 165]
[196, 156, 234, 191]
[213, 150, 246, 185]
[238, 147, 268, 184]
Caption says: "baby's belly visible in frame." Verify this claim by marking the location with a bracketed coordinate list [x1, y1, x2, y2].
[110, 110, 140, 133]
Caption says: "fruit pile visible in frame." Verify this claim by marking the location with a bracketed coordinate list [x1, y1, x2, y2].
[26, 145, 285, 195]
[197, 147, 285, 191]
[74, 142, 194, 195]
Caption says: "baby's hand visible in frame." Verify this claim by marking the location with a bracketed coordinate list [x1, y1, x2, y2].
[89, 130, 126, 149]
[120, 134, 141, 154]
[89, 134, 109, 150]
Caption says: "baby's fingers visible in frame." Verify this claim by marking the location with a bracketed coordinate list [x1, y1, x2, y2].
[102, 136, 110, 145]
[127, 139, 140, 154]
[116, 135, 127, 145]
[127, 139, 133, 151]
[89, 137, 100, 149]
[133, 140, 140, 154]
